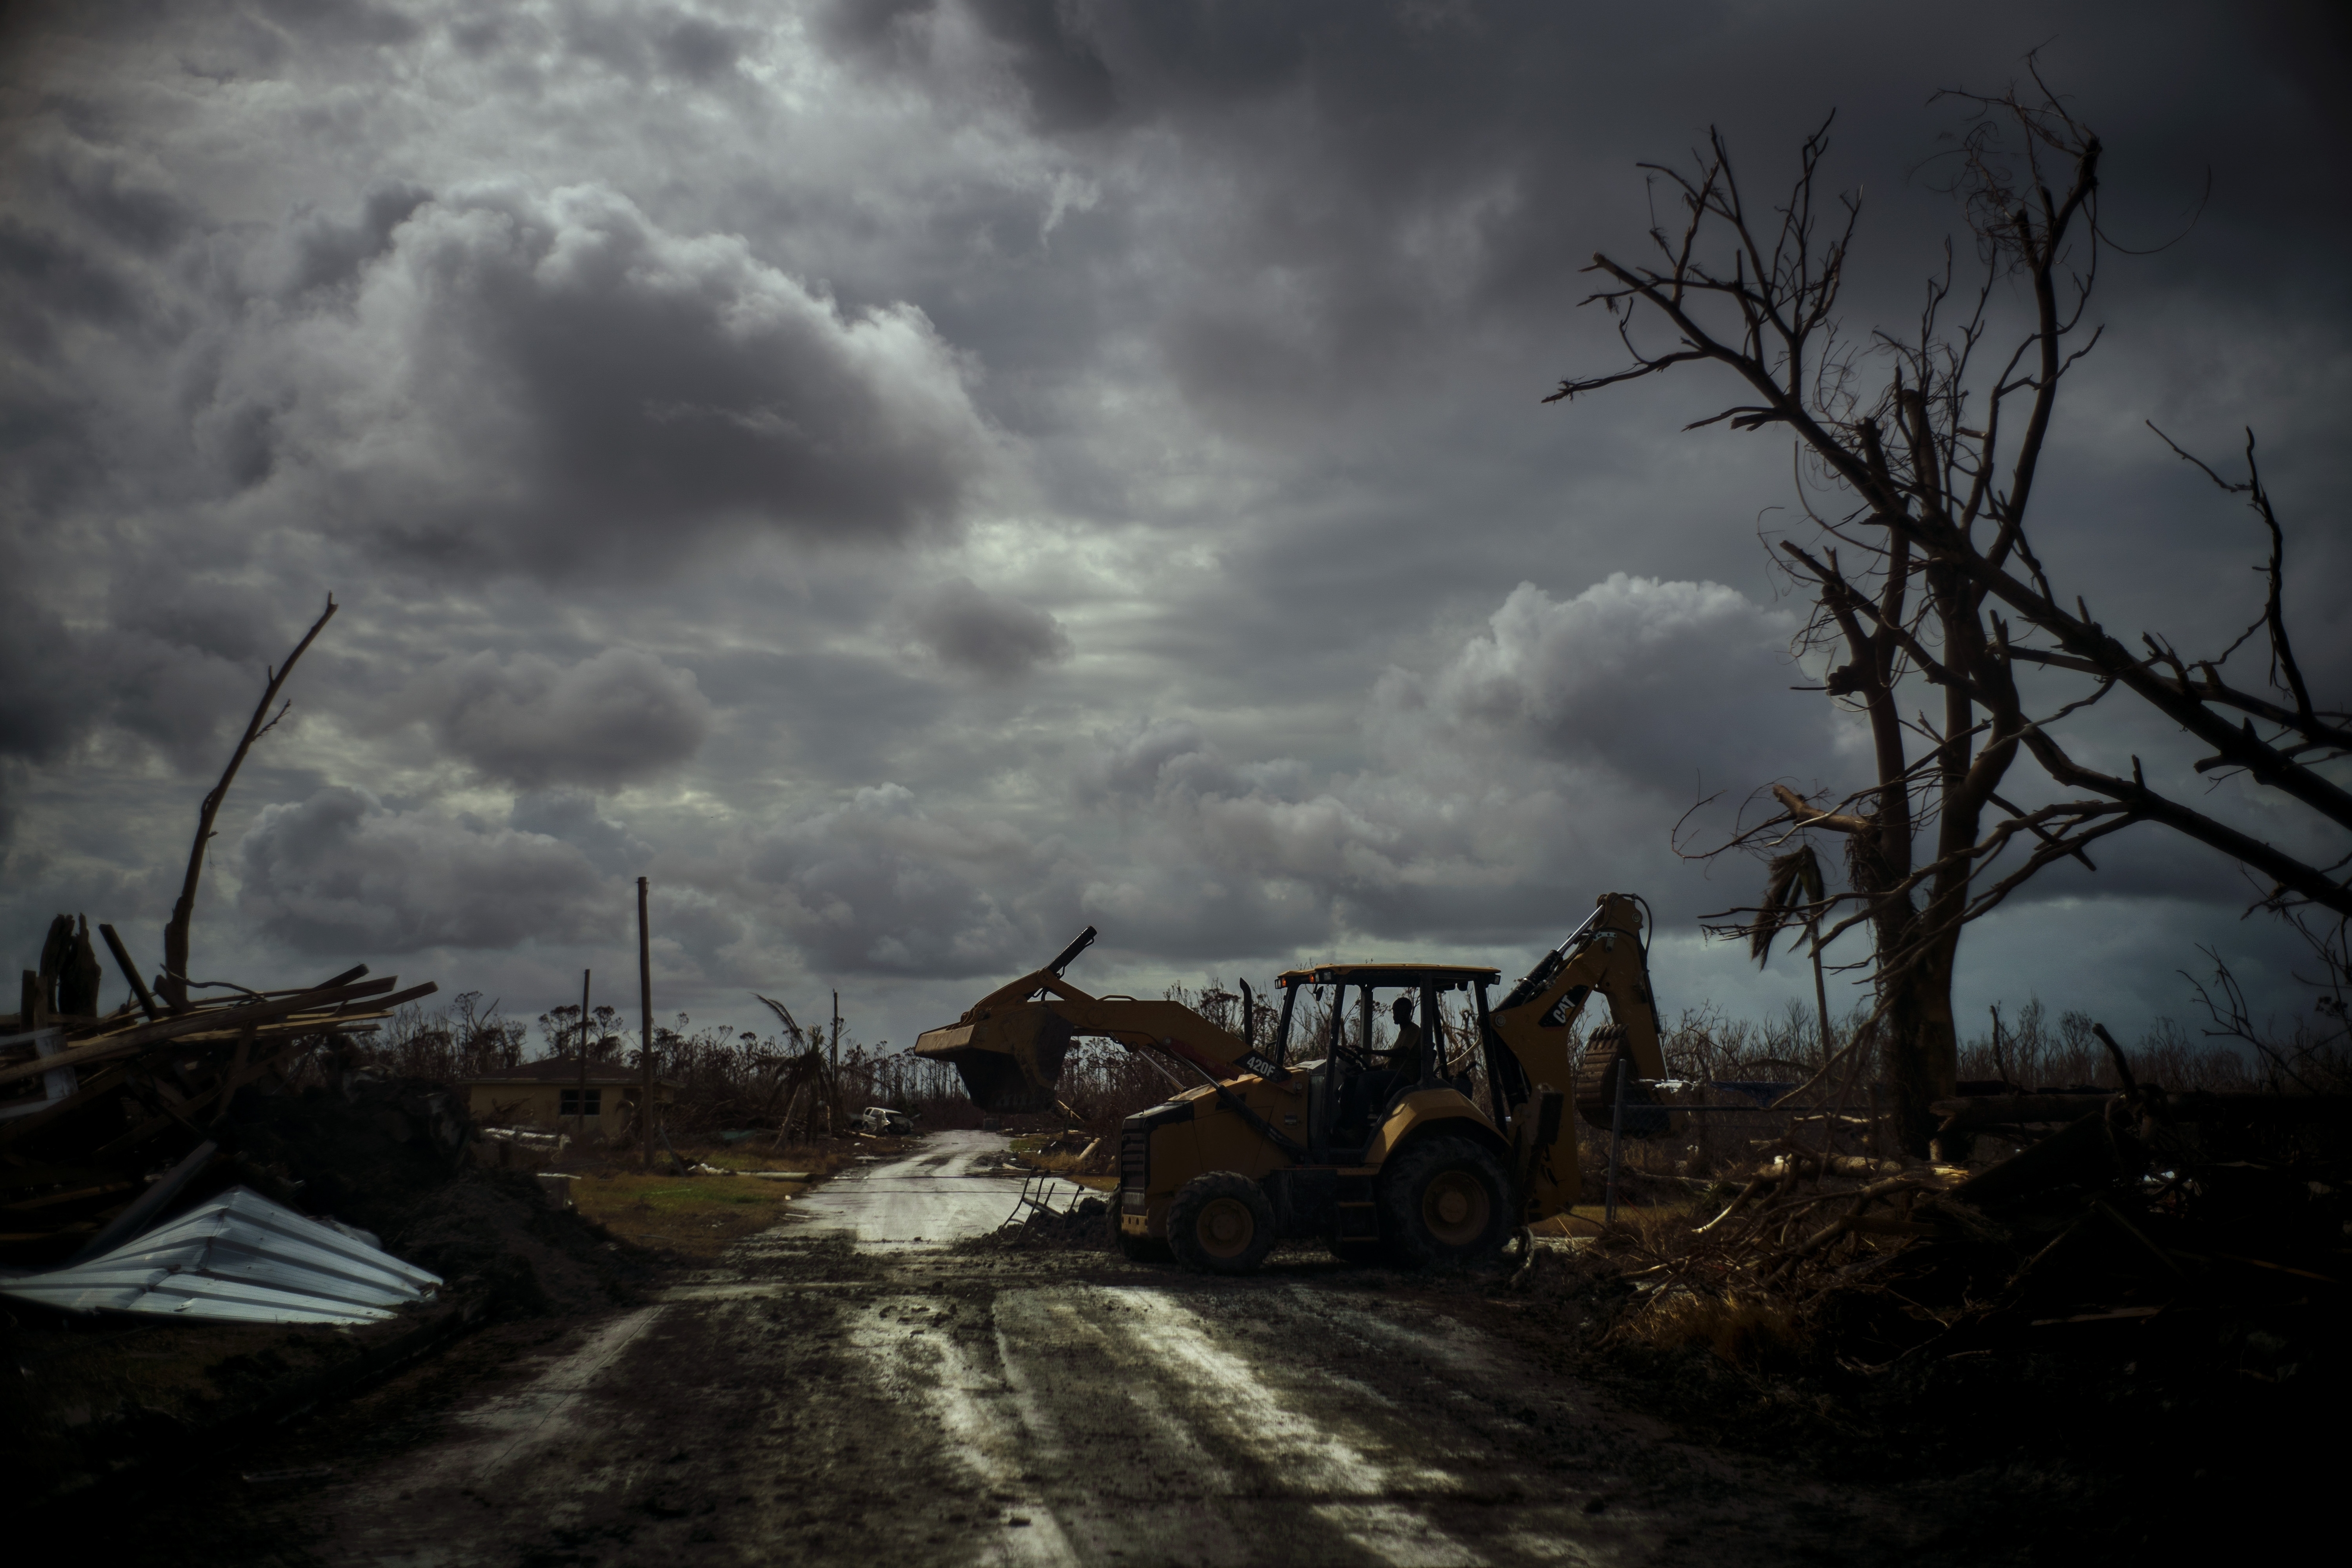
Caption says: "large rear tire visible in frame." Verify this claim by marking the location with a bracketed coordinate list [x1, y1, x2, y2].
[1376, 1135, 1511, 1270]
[1167, 1172, 1277, 1275]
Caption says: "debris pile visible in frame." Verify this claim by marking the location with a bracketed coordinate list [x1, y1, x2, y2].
[1598, 1071, 2350, 1361]
[983, 1172, 1111, 1250]
[2, 931, 436, 1267]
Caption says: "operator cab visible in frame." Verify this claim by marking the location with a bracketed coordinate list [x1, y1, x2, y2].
[1269, 964, 1503, 1162]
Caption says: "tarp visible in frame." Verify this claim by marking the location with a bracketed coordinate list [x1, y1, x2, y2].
[0, 1186, 441, 1325]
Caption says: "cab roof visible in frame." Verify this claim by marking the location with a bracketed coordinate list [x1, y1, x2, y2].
[1276, 963, 1501, 989]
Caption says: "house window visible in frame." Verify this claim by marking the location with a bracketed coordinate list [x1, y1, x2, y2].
[560, 1088, 602, 1118]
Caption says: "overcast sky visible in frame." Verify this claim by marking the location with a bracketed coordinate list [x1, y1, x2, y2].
[3, 0, 2345, 1060]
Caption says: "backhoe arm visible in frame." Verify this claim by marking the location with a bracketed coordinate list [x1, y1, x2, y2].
[1479, 893, 1669, 1218]
[1487, 893, 1665, 1083]
[915, 930, 1256, 1112]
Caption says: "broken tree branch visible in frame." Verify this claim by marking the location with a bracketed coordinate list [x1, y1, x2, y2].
[159, 594, 337, 1010]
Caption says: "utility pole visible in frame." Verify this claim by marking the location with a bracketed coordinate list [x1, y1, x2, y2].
[831, 989, 840, 1073]
[576, 968, 591, 1141]
[637, 877, 654, 1171]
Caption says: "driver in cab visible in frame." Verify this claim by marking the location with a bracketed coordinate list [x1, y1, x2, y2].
[1375, 994, 1424, 1073]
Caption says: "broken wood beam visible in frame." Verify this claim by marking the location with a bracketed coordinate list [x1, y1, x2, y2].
[98, 924, 164, 1021]
[0, 977, 426, 1092]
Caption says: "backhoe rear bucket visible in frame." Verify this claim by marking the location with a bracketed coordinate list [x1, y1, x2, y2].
[913, 1006, 1075, 1114]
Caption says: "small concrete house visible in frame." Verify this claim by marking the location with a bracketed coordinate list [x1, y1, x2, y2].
[461, 1061, 677, 1142]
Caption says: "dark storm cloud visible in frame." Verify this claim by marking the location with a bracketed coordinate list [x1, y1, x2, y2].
[0, 590, 85, 763]
[395, 645, 714, 789]
[0, 573, 286, 771]
[283, 181, 432, 297]
[0, 0, 2340, 1051]
[237, 785, 613, 952]
[278, 182, 1002, 573]
[902, 577, 1073, 681]
[968, 0, 1119, 129]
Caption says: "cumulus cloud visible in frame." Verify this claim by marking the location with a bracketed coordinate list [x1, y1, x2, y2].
[399, 647, 713, 790]
[236, 786, 613, 953]
[902, 576, 1072, 681]
[270, 182, 1003, 572]
[1060, 575, 1834, 952]
[1373, 574, 1821, 787]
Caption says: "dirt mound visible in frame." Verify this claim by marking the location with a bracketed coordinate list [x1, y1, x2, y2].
[224, 1069, 654, 1318]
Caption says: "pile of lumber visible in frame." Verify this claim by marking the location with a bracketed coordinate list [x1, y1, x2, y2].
[1, 912, 434, 1263]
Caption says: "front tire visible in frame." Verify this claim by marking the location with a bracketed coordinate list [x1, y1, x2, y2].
[1167, 1172, 1277, 1275]
[1377, 1135, 1511, 1269]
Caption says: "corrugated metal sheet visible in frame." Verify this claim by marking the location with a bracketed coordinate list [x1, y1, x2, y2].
[0, 1186, 441, 1325]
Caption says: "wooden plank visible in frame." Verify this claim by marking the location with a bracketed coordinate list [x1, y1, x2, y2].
[58, 974, 401, 1047]
[0, 977, 406, 1090]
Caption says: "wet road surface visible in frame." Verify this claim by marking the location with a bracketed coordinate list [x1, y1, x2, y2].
[213, 1134, 1937, 1567]
[792, 1129, 1087, 1249]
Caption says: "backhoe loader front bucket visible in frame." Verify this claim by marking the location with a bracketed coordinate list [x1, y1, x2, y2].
[913, 1005, 1076, 1114]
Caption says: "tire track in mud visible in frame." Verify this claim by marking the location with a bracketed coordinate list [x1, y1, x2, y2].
[868, 1282, 1658, 1568]
[833, 1269, 1924, 1568]
[142, 1139, 1933, 1568]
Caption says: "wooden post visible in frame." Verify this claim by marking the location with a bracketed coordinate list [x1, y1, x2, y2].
[638, 877, 654, 1170]
[577, 968, 591, 1140]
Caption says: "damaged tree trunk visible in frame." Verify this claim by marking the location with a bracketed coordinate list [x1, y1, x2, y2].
[159, 596, 337, 1011]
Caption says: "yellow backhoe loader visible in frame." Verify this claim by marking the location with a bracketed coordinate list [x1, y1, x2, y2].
[913, 893, 1671, 1272]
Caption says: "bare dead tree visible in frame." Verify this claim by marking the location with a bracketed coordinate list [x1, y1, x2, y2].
[1553, 76, 2348, 1151]
[158, 594, 338, 1011]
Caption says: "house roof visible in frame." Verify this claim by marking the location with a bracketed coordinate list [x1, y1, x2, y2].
[459, 1061, 677, 1088]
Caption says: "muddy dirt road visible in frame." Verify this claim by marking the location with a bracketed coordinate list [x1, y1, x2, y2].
[132, 1133, 1951, 1567]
